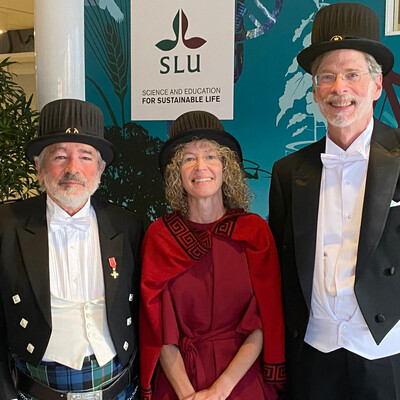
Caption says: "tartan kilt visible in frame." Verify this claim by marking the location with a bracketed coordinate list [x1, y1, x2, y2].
[13, 354, 138, 400]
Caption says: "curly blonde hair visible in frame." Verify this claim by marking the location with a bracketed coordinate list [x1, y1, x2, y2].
[164, 139, 250, 217]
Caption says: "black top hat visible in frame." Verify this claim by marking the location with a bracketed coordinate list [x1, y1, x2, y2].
[159, 110, 243, 176]
[297, 2, 394, 76]
[25, 99, 115, 165]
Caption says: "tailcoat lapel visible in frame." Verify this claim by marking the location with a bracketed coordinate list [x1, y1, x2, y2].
[356, 120, 400, 276]
[292, 138, 325, 309]
[14, 195, 125, 331]
[16, 194, 52, 327]
[92, 197, 124, 314]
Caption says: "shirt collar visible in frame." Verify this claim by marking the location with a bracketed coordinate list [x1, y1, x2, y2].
[325, 118, 374, 156]
[46, 195, 92, 219]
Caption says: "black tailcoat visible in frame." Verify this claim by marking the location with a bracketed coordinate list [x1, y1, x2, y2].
[269, 119, 400, 387]
[0, 194, 144, 399]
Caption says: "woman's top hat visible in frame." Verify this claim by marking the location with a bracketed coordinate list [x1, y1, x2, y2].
[158, 110, 243, 176]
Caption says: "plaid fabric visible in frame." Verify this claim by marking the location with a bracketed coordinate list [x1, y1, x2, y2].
[13, 354, 138, 400]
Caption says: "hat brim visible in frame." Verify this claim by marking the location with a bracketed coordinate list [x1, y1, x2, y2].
[25, 132, 115, 166]
[297, 38, 394, 76]
[159, 128, 243, 176]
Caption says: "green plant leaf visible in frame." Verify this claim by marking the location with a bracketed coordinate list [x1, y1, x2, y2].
[0, 58, 40, 202]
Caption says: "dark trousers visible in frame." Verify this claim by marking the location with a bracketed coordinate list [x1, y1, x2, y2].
[288, 343, 400, 400]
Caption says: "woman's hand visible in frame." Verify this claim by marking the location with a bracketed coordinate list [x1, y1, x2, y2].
[162, 329, 263, 400]
[182, 385, 227, 400]
[181, 329, 264, 400]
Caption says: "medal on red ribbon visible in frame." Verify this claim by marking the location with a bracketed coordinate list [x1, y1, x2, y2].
[108, 257, 119, 279]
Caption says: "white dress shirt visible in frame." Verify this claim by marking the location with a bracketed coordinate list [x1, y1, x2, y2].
[305, 118, 400, 360]
[43, 196, 116, 369]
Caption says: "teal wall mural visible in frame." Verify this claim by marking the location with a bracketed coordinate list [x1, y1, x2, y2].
[84, 0, 400, 227]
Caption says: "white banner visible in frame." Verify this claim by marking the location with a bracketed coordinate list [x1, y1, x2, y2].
[131, 0, 235, 121]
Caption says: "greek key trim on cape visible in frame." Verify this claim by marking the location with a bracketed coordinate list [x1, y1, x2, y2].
[162, 211, 240, 260]
[263, 362, 286, 383]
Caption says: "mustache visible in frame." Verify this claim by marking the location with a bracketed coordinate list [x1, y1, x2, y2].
[324, 94, 357, 104]
[58, 173, 86, 186]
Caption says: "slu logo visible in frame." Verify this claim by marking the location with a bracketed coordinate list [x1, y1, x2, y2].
[156, 9, 206, 74]
[156, 9, 207, 51]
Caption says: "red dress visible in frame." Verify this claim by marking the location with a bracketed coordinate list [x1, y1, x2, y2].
[140, 210, 285, 400]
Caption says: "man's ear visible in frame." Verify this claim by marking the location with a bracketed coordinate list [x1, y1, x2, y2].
[35, 159, 42, 178]
[372, 73, 383, 102]
[98, 160, 106, 177]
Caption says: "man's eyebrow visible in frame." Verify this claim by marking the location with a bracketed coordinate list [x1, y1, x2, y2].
[79, 148, 95, 156]
[48, 145, 67, 154]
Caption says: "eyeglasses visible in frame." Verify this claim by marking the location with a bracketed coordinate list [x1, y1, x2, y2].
[313, 71, 370, 87]
[180, 153, 220, 167]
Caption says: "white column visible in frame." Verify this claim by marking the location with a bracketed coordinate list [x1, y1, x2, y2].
[34, 0, 85, 109]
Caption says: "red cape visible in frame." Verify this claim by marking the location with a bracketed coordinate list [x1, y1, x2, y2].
[139, 210, 285, 399]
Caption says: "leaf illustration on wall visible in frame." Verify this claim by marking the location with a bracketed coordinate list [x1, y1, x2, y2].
[155, 10, 180, 51]
[276, 1, 330, 154]
[181, 10, 207, 49]
[85, 0, 129, 127]
[276, 71, 312, 125]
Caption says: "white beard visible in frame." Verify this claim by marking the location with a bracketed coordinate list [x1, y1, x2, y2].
[42, 172, 100, 210]
[318, 81, 375, 128]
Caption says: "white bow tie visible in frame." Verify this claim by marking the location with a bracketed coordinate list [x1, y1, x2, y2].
[49, 215, 92, 232]
[320, 147, 367, 169]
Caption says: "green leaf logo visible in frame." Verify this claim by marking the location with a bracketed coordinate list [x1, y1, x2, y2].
[155, 10, 179, 51]
[156, 10, 206, 51]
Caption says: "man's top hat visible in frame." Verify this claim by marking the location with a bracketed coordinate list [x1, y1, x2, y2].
[26, 99, 115, 165]
[297, 2, 394, 76]
[158, 110, 243, 177]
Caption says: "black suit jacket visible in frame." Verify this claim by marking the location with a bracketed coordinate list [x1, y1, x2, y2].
[269, 118, 400, 372]
[0, 194, 144, 399]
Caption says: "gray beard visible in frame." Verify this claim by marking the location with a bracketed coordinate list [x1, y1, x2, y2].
[42, 175, 100, 210]
[319, 81, 375, 129]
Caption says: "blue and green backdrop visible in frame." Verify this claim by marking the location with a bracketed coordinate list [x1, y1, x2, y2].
[84, 0, 400, 227]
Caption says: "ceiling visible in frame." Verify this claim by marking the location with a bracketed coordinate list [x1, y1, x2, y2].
[0, 0, 34, 31]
